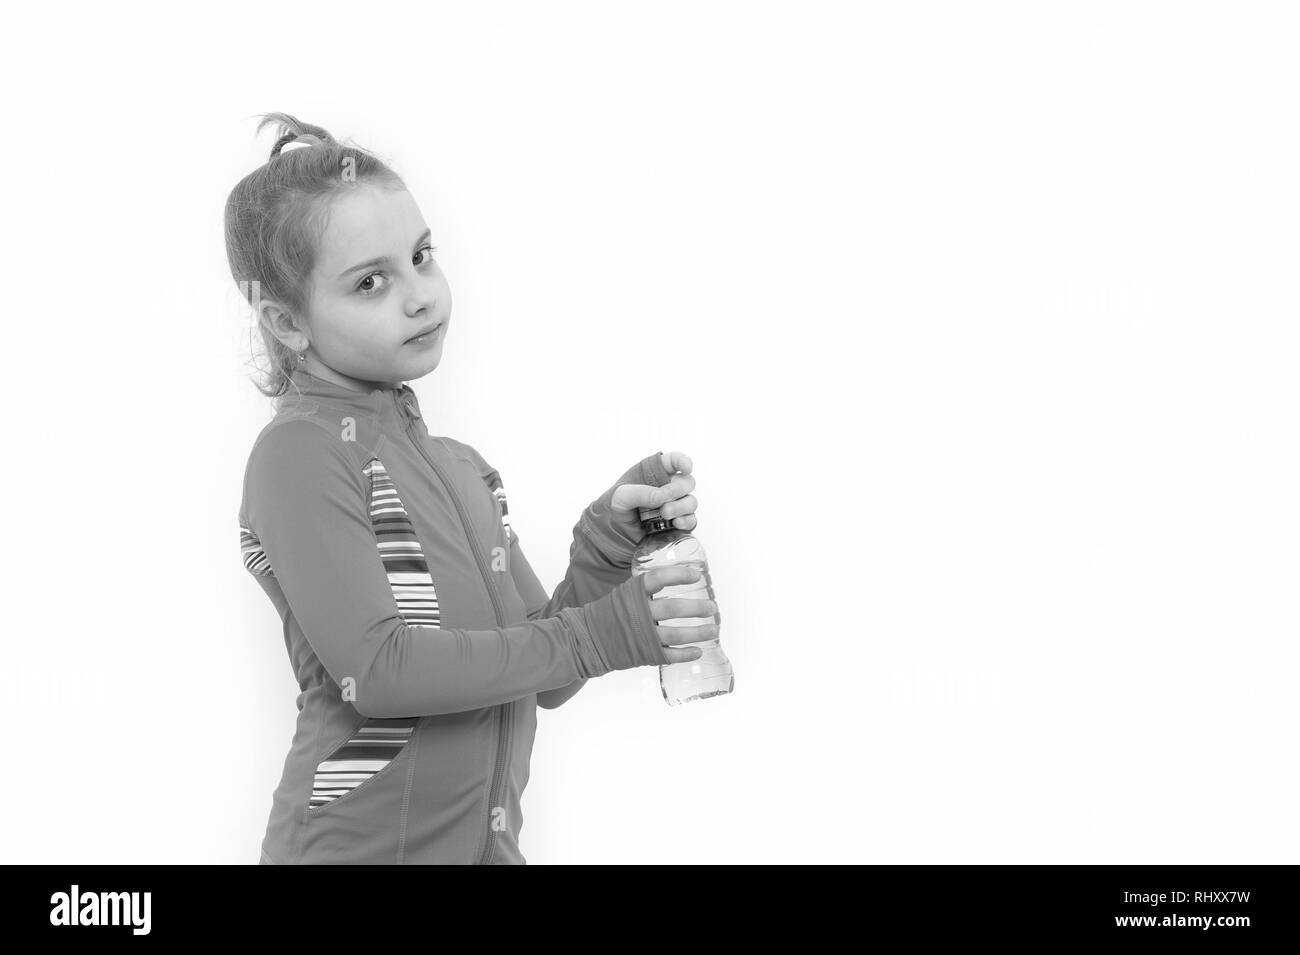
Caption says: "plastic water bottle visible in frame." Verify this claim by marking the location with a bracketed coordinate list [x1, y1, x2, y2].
[630, 500, 733, 705]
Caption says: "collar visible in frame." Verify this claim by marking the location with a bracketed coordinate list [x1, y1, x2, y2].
[281, 366, 424, 423]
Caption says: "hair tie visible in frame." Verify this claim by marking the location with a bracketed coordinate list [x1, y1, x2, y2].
[280, 138, 315, 153]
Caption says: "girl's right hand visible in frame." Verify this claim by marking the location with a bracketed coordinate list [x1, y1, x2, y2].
[640, 565, 719, 664]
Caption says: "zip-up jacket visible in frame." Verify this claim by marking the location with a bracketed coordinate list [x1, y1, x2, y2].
[238, 366, 675, 864]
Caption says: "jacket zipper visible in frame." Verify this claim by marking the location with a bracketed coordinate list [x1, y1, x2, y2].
[396, 392, 514, 866]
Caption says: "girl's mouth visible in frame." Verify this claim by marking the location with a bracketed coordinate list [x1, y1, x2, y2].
[405, 323, 444, 346]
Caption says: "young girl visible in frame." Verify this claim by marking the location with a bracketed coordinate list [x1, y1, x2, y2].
[227, 113, 716, 865]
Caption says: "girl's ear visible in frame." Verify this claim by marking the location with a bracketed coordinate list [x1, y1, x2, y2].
[259, 298, 309, 352]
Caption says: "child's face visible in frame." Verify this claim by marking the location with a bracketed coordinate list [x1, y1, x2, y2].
[303, 185, 452, 388]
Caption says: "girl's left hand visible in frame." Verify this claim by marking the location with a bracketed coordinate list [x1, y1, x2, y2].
[610, 450, 698, 539]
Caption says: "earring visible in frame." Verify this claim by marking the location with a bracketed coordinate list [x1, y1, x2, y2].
[297, 349, 306, 363]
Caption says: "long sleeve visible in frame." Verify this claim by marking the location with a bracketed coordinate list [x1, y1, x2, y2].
[243, 418, 669, 720]
[477, 450, 675, 709]
[507, 537, 587, 709]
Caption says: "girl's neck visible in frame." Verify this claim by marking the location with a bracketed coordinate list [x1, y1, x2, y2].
[301, 353, 401, 393]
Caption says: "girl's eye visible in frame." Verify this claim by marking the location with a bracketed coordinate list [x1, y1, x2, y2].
[357, 272, 388, 295]
[356, 245, 438, 296]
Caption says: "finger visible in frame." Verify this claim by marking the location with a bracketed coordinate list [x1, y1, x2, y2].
[661, 493, 697, 521]
[667, 472, 696, 497]
[652, 472, 696, 503]
[657, 622, 720, 648]
[649, 596, 718, 623]
[662, 646, 705, 664]
[611, 473, 695, 513]
[642, 564, 703, 596]
[659, 451, 693, 476]
[673, 513, 699, 531]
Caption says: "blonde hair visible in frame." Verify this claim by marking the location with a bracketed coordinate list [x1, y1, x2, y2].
[224, 112, 406, 398]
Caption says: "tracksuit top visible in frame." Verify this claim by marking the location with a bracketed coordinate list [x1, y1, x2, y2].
[238, 366, 675, 864]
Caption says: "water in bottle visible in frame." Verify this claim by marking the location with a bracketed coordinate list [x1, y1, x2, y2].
[630, 495, 733, 705]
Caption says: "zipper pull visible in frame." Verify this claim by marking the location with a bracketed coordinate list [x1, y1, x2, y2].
[400, 390, 421, 421]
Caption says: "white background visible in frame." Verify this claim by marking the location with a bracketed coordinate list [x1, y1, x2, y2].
[2, 1, 1296, 863]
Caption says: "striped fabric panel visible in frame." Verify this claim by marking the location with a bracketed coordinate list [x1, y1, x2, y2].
[306, 456, 433, 811]
[307, 721, 416, 810]
[239, 524, 273, 577]
[363, 457, 441, 627]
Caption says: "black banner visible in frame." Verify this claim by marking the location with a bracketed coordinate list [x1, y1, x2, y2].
[9, 864, 1294, 941]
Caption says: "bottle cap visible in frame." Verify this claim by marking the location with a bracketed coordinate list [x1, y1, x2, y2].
[638, 505, 671, 534]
